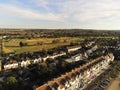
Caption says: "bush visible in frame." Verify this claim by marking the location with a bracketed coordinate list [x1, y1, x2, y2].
[19, 41, 28, 47]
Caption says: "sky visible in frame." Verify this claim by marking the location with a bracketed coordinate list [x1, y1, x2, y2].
[0, 0, 120, 30]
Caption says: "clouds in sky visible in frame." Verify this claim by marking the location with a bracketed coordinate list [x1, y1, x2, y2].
[0, 3, 61, 21]
[0, 0, 120, 29]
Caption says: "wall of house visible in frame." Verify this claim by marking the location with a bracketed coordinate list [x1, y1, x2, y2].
[36, 53, 114, 90]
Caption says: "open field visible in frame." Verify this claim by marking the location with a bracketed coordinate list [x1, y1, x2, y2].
[2, 42, 14, 54]
[3, 37, 83, 54]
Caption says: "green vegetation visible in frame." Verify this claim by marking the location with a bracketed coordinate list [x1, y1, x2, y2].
[0, 29, 120, 90]
[5, 76, 18, 90]
[3, 37, 83, 54]
[2, 29, 119, 54]
[6, 76, 17, 85]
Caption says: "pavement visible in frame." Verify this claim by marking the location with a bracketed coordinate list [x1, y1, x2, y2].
[106, 73, 120, 90]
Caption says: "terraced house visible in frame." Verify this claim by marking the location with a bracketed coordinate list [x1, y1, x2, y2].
[36, 53, 114, 90]
[4, 60, 18, 70]
[67, 45, 81, 53]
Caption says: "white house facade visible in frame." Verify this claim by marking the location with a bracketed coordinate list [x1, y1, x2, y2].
[36, 53, 114, 90]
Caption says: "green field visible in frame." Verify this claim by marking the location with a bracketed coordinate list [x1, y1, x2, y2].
[3, 37, 83, 54]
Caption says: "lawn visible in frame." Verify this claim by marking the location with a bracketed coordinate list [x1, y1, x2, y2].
[3, 37, 83, 54]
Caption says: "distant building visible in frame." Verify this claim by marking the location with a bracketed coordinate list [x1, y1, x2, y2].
[43, 52, 66, 61]
[86, 45, 98, 55]
[67, 45, 81, 53]
[3, 36, 7, 39]
[85, 41, 96, 47]
[50, 52, 66, 59]
[4, 60, 18, 70]
[33, 58, 42, 64]
[0, 60, 2, 71]
[21, 59, 31, 68]
[65, 53, 88, 63]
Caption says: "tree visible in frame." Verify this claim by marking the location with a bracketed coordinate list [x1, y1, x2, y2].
[6, 76, 18, 90]
[19, 41, 28, 47]
[37, 41, 43, 45]
[7, 76, 17, 85]
[46, 58, 54, 64]
[0, 82, 4, 90]
[52, 39, 59, 44]
[19, 41, 24, 47]
[41, 49, 47, 56]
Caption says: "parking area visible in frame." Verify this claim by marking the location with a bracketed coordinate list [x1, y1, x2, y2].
[84, 61, 120, 90]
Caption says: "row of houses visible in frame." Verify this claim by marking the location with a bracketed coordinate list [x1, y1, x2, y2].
[67, 45, 81, 53]
[67, 39, 96, 53]
[71, 53, 88, 61]
[3, 44, 98, 70]
[3, 40, 97, 70]
[36, 53, 114, 90]
[86, 45, 98, 55]
[3, 44, 87, 70]
[43, 52, 66, 61]
[3, 60, 19, 70]
[3, 52, 66, 70]
[65, 45, 98, 63]
[65, 53, 88, 63]
[85, 40, 96, 48]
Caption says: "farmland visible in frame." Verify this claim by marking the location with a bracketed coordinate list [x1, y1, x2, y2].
[2, 29, 119, 54]
[3, 37, 83, 54]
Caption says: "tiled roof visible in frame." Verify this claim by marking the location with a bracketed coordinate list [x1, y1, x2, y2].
[59, 84, 65, 89]
[36, 54, 113, 90]
[36, 84, 52, 90]
[108, 53, 114, 58]
[51, 82, 59, 89]
[67, 45, 81, 49]
[55, 77, 64, 85]
[5, 60, 18, 64]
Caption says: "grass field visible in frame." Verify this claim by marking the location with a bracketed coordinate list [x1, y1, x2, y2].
[3, 37, 83, 54]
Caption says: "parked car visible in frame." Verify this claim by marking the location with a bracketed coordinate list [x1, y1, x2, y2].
[94, 86, 103, 90]
[100, 81, 109, 88]
[103, 80, 110, 84]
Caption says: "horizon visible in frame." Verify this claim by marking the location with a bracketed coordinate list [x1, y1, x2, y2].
[0, 28, 120, 31]
[1, 0, 120, 30]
